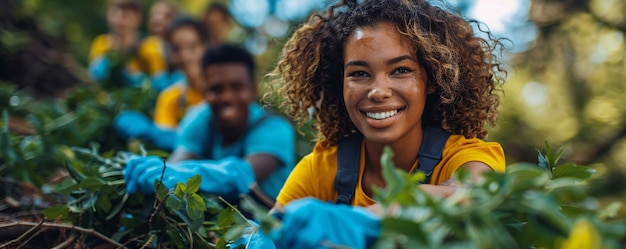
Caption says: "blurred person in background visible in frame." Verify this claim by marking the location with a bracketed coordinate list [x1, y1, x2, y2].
[146, 0, 185, 89]
[142, 0, 182, 91]
[123, 44, 296, 210]
[147, 1, 179, 38]
[202, 2, 233, 45]
[114, 16, 211, 152]
[87, 0, 169, 92]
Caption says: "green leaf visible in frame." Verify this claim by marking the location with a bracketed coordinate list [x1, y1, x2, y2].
[174, 182, 186, 198]
[552, 163, 596, 180]
[53, 179, 79, 195]
[544, 141, 553, 162]
[222, 225, 246, 242]
[186, 175, 202, 194]
[43, 205, 70, 220]
[80, 177, 105, 191]
[507, 163, 549, 190]
[552, 143, 569, 169]
[186, 193, 206, 217]
[217, 207, 236, 228]
[379, 146, 412, 203]
[188, 212, 205, 231]
[65, 161, 87, 181]
[561, 204, 589, 217]
[547, 178, 587, 202]
[216, 235, 229, 249]
[166, 194, 183, 210]
[455, 167, 470, 184]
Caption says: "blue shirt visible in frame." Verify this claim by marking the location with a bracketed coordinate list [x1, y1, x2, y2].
[176, 102, 295, 199]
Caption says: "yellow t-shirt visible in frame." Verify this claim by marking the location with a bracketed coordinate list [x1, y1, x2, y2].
[153, 82, 204, 128]
[276, 135, 506, 207]
[88, 34, 167, 76]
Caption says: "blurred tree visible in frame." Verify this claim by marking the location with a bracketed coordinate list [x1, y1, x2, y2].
[492, 0, 626, 195]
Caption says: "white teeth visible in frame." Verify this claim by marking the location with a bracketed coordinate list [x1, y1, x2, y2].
[366, 110, 398, 120]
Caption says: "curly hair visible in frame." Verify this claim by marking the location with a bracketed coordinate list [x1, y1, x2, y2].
[267, 0, 506, 145]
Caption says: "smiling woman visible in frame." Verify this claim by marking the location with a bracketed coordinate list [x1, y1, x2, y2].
[261, 0, 508, 247]
[343, 23, 430, 146]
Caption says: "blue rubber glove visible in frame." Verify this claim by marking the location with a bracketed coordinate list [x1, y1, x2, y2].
[124, 156, 256, 197]
[114, 111, 177, 151]
[230, 220, 276, 249]
[88, 57, 111, 82]
[114, 111, 153, 140]
[271, 198, 380, 249]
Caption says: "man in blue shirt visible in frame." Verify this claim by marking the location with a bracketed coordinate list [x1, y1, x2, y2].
[123, 44, 295, 206]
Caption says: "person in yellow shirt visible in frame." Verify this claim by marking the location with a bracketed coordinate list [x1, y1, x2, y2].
[88, 0, 170, 91]
[234, 0, 509, 248]
[114, 16, 210, 151]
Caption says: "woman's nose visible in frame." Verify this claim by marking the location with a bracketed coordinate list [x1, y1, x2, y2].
[367, 78, 392, 102]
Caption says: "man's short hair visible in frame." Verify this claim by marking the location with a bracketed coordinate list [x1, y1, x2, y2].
[201, 44, 255, 81]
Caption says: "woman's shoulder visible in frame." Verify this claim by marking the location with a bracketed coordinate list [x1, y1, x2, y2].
[442, 134, 506, 171]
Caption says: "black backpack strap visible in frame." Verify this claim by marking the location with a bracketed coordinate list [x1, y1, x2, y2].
[334, 133, 363, 205]
[414, 126, 451, 184]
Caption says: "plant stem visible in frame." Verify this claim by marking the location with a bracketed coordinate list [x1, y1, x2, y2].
[0, 219, 43, 248]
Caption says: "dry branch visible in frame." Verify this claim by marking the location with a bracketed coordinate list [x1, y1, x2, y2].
[0, 221, 126, 248]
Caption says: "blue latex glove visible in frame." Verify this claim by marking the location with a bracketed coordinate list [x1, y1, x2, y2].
[114, 111, 153, 139]
[114, 111, 177, 151]
[88, 57, 110, 81]
[230, 220, 276, 249]
[271, 198, 380, 249]
[124, 156, 256, 196]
